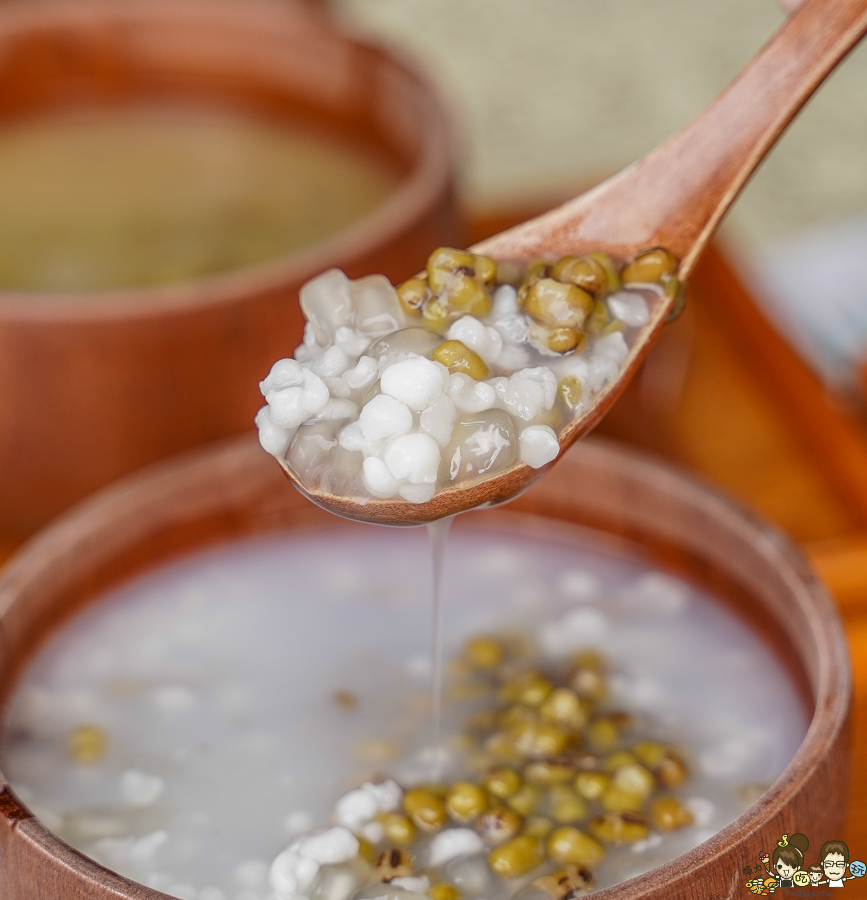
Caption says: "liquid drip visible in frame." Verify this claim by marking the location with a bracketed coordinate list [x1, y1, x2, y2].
[427, 515, 453, 776]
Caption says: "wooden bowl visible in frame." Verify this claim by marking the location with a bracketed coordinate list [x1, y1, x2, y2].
[0, 435, 850, 899]
[0, 0, 459, 536]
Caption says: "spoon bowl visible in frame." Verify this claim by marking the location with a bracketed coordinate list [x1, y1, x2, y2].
[281, 0, 867, 526]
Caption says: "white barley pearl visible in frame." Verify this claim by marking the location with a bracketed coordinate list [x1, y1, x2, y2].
[447, 315, 486, 346]
[334, 787, 379, 830]
[364, 779, 402, 811]
[384, 433, 441, 483]
[491, 375, 543, 421]
[428, 828, 484, 867]
[446, 316, 503, 364]
[120, 769, 165, 807]
[493, 283, 519, 316]
[608, 291, 650, 327]
[259, 358, 303, 396]
[334, 325, 371, 357]
[298, 827, 359, 864]
[361, 820, 385, 843]
[299, 268, 353, 345]
[267, 388, 307, 430]
[315, 399, 357, 422]
[362, 457, 401, 497]
[270, 849, 319, 899]
[267, 369, 330, 430]
[519, 425, 560, 468]
[594, 331, 628, 365]
[556, 355, 589, 384]
[399, 483, 437, 504]
[380, 357, 445, 411]
[587, 355, 620, 393]
[358, 394, 413, 441]
[343, 356, 378, 391]
[308, 345, 350, 378]
[419, 395, 457, 447]
[492, 367, 557, 421]
[255, 406, 294, 458]
[448, 373, 497, 412]
[338, 422, 383, 458]
[496, 342, 532, 370]
[323, 375, 352, 399]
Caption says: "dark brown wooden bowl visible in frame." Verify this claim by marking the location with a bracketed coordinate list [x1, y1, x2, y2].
[0, 435, 850, 899]
[0, 0, 459, 536]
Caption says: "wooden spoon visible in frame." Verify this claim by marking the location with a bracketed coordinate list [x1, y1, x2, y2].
[281, 0, 867, 526]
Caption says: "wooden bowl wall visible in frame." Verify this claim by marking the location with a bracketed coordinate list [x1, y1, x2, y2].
[0, 435, 850, 899]
[0, 0, 459, 535]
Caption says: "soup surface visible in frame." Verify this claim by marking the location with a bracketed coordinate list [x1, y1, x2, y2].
[0, 109, 398, 292]
[1, 521, 806, 899]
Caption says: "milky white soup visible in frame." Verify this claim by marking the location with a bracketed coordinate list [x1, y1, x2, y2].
[1, 522, 806, 900]
[0, 109, 397, 292]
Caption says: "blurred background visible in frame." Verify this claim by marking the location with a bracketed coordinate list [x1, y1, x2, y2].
[338, 0, 867, 248]
[0, 0, 865, 845]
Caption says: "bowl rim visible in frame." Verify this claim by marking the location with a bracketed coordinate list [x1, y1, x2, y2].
[0, 434, 851, 899]
[0, 0, 456, 323]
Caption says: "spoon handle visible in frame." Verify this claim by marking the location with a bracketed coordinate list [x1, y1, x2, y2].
[481, 0, 867, 275]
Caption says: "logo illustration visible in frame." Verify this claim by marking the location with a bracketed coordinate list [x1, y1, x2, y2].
[742, 835, 865, 893]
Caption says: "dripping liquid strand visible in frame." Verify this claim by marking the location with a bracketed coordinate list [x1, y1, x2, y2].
[427, 515, 453, 777]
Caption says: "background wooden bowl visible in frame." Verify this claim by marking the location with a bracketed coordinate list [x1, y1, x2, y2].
[0, 435, 850, 899]
[0, 0, 459, 536]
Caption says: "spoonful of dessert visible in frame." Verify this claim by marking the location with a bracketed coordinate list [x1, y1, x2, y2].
[257, 0, 867, 526]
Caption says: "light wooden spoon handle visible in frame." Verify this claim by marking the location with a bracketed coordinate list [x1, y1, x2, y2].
[283, 0, 867, 527]
[479, 0, 867, 275]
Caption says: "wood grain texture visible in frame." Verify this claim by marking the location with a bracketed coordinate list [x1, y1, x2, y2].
[0, 433, 850, 899]
[475, 0, 867, 276]
[295, 0, 867, 527]
[0, 0, 460, 536]
[461, 216, 867, 543]
[842, 618, 867, 856]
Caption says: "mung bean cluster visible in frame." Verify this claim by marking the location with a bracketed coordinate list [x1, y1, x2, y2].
[256, 247, 680, 503]
[267, 633, 695, 900]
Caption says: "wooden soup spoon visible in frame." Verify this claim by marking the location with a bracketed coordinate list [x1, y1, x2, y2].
[281, 0, 867, 526]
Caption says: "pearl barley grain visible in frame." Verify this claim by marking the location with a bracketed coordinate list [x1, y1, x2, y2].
[258, 249, 670, 503]
[381, 357, 446, 411]
[519, 425, 560, 468]
[384, 433, 441, 484]
[359, 395, 414, 442]
[2, 527, 808, 898]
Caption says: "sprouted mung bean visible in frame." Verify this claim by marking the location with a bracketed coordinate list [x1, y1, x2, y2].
[1, 526, 806, 899]
[299, 638, 703, 898]
[256, 248, 681, 503]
